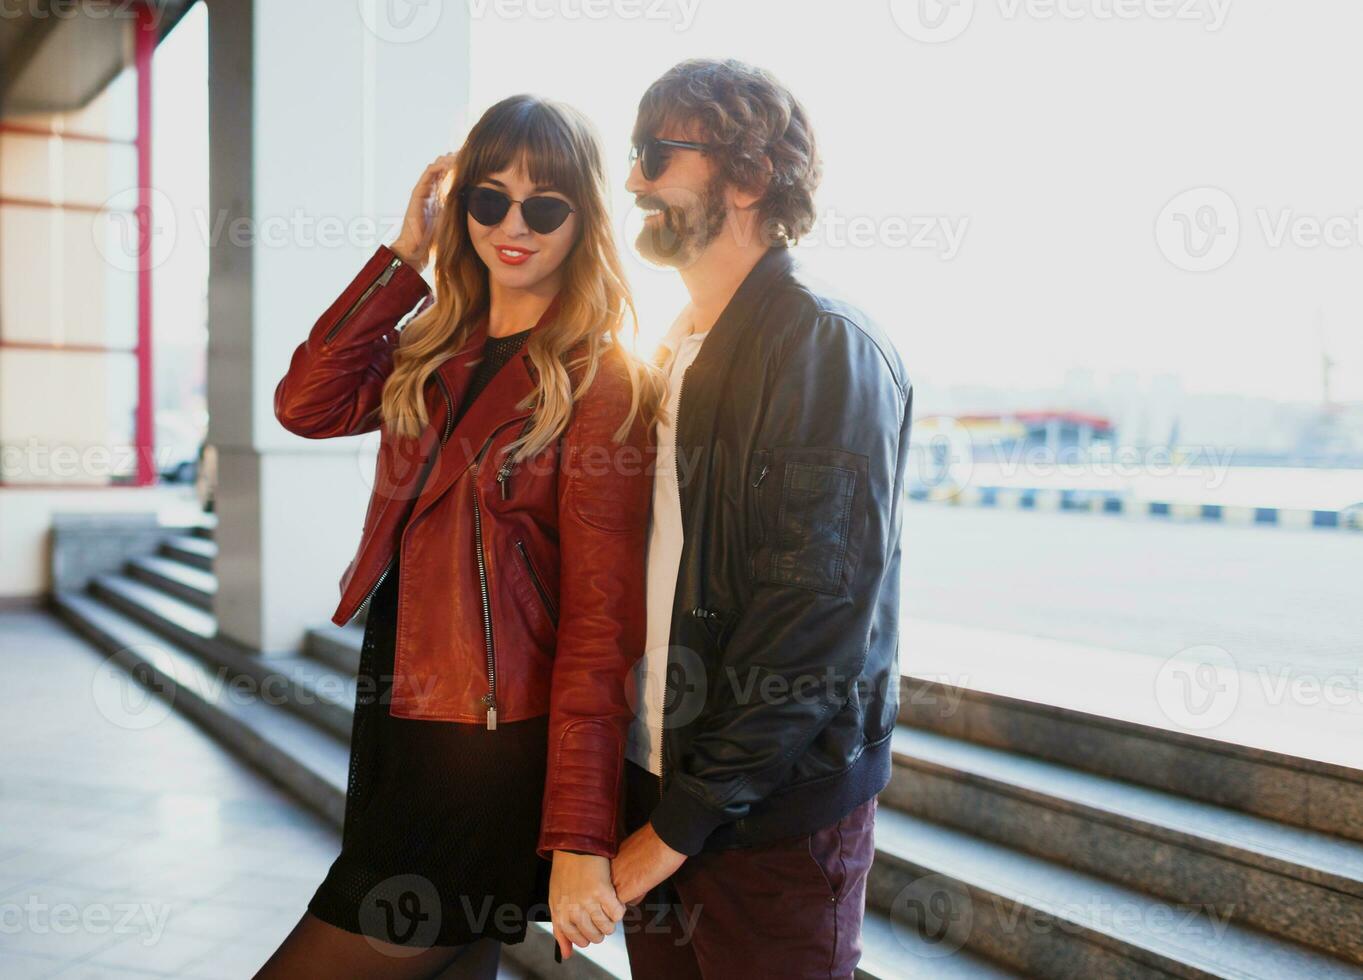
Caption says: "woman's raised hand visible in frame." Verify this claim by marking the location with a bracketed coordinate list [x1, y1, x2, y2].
[390, 152, 458, 273]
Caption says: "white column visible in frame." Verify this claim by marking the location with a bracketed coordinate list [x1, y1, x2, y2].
[206, 0, 469, 655]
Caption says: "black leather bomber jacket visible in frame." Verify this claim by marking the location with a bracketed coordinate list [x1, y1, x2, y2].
[648, 245, 913, 855]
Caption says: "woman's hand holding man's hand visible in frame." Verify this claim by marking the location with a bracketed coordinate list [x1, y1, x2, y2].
[549, 850, 627, 961]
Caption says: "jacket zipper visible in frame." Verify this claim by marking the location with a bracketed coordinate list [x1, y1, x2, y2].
[660, 360, 694, 792]
[514, 538, 558, 624]
[356, 555, 394, 619]
[494, 417, 537, 499]
[469, 415, 532, 730]
[473, 485, 497, 729]
[435, 373, 456, 445]
[323, 254, 404, 344]
[350, 372, 455, 621]
[749, 450, 771, 578]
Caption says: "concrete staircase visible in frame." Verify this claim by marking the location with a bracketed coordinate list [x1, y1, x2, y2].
[51, 516, 1363, 979]
[881, 682, 1363, 978]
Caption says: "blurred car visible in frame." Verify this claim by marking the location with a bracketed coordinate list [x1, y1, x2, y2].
[156, 410, 206, 484]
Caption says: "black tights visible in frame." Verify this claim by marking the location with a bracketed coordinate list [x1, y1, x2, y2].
[253, 911, 502, 980]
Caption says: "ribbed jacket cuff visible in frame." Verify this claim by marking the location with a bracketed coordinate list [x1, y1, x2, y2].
[649, 781, 731, 856]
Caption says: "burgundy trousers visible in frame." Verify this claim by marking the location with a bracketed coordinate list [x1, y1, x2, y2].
[619, 759, 877, 980]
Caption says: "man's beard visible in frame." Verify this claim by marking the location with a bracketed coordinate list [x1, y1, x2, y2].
[634, 173, 729, 269]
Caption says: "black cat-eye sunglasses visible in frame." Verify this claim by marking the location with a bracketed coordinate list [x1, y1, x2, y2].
[460, 185, 576, 235]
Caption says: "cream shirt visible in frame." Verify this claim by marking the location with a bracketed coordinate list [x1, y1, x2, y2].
[626, 307, 710, 775]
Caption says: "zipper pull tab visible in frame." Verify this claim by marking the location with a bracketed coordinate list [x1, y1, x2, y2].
[753, 463, 770, 487]
[486, 705, 498, 730]
[497, 446, 521, 499]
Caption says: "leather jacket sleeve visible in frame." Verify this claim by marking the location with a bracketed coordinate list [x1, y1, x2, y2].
[649, 312, 911, 856]
[536, 353, 655, 859]
[273, 244, 432, 439]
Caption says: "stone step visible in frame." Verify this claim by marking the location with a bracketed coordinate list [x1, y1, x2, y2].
[160, 533, 217, 571]
[902, 677, 1363, 842]
[869, 807, 1363, 979]
[509, 872, 1018, 980]
[126, 553, 217, 610]
[51, 589, 348, 826]
[52, 589, 946, 980]
[886, 726, 1363, 963]
[303, 638, 1363, 960]
[89, 573, 355, 740]
[504, 912, 1018, 980]
[303, 622, 366, 675]
[73, 572, 1359, 975]
[510, 926, 630, 980]
[49, 588, 625, 980]
[857, 906, 1020, 979]
[53, 570, 1362, 979]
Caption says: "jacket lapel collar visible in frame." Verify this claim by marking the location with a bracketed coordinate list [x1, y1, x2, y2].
[408, 298, 557, 525]
[675, 246, 794, 446]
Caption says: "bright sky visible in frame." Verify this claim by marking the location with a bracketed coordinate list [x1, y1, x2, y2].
[468, 0, 1363, 405]
[151, 2, 1363, 408]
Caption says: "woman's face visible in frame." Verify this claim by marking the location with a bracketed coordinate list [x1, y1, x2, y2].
[465, 162, 578, 293]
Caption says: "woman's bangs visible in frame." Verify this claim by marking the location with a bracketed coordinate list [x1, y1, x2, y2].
[463, 101, 584, 202]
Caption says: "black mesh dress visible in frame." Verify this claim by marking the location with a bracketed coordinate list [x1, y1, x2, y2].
[307, 327, 554, 948]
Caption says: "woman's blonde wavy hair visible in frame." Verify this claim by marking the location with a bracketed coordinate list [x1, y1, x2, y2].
[379, 94, 664, 461]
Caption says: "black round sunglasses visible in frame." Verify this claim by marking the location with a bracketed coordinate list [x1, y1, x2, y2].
[461, 185, 576, 235]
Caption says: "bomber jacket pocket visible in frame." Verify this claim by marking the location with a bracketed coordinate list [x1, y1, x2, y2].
[752, 446, 868, 597]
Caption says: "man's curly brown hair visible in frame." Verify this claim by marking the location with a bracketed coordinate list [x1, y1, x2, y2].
[632, 58, 821, 247]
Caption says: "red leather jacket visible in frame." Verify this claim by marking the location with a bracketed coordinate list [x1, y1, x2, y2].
[273, 243, 654, 859]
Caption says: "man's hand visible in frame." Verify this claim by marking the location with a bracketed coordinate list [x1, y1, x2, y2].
[610, 822, 687, 906]
[550, 851, 625, 961]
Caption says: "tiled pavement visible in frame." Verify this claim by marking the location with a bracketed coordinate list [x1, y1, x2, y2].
[0, 609, 527, 979]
